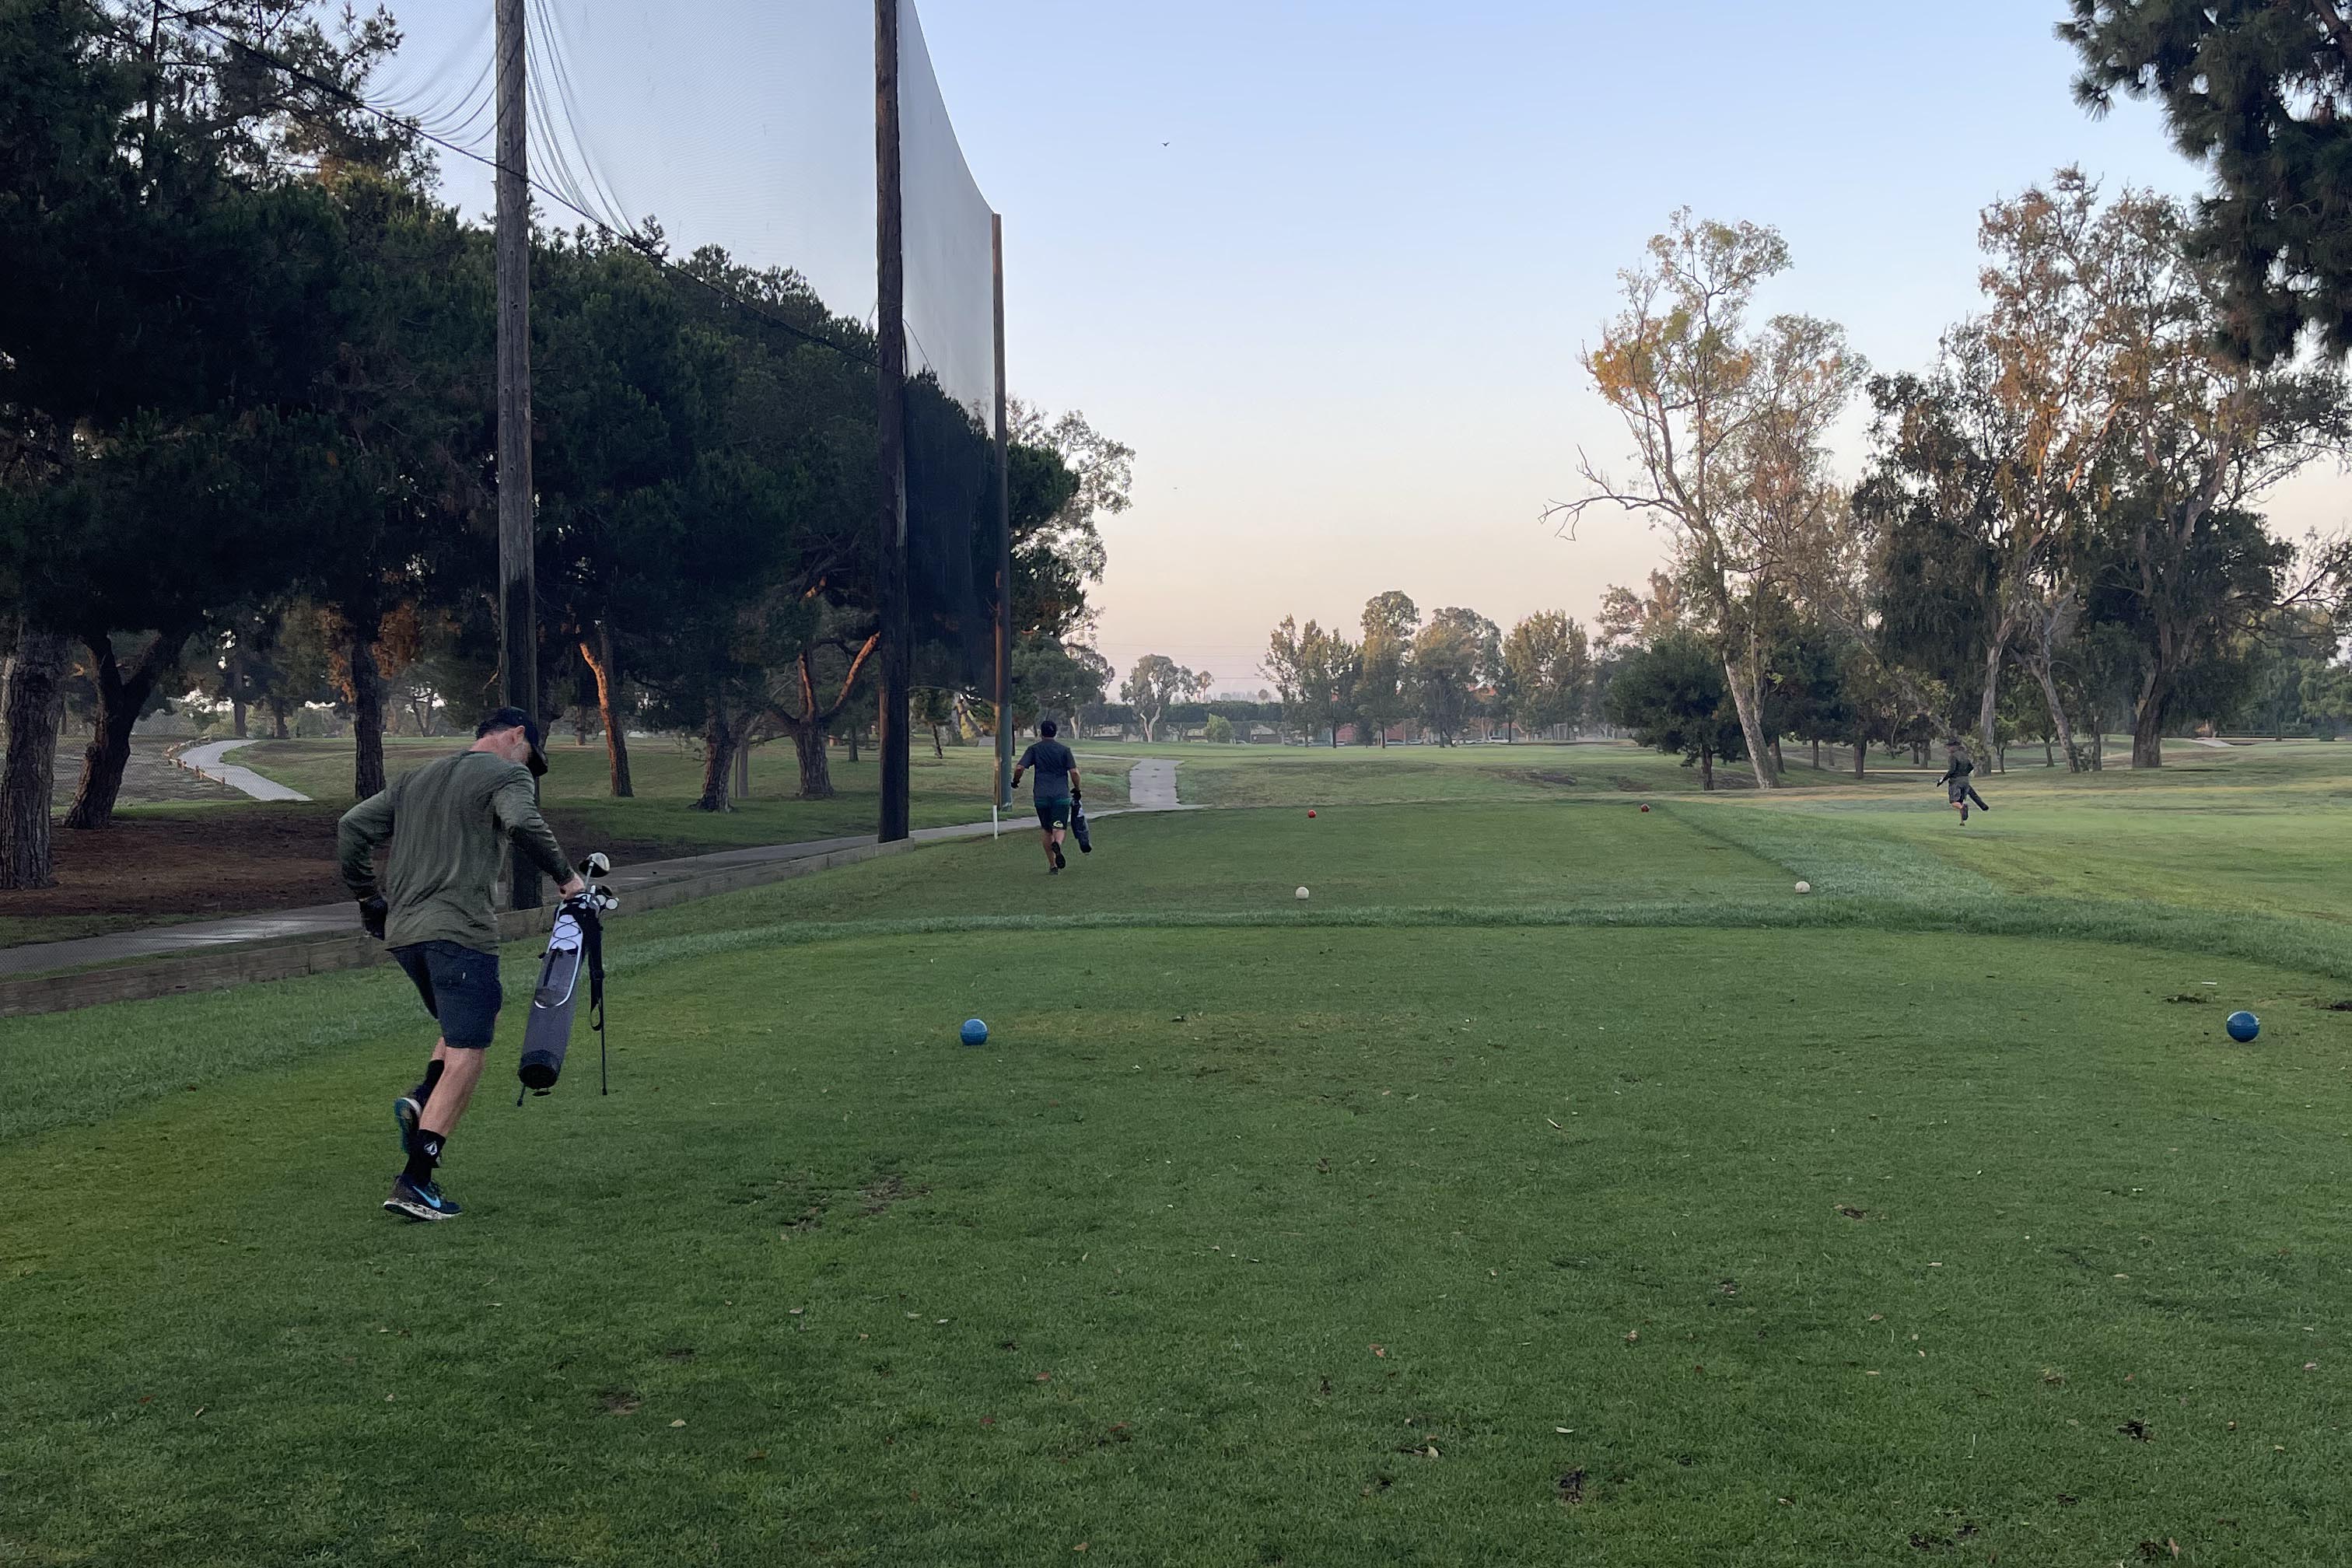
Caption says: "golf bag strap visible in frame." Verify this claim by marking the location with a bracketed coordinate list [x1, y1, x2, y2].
[583, 905, 604, 1024]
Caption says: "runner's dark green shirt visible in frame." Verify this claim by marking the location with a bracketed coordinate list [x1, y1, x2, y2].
[337, 750, 572, 953]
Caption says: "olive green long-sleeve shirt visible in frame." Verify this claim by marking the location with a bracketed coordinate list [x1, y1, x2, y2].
[336, 750, 572, 953]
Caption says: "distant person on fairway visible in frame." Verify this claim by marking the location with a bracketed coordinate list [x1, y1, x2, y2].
[1010, 719, 1083, 874]
[338, 708, 584, 1222]
[1936, 746, 1992, 824]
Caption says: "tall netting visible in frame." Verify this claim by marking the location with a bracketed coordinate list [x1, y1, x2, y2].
[898, 0, 1001, 690]
[371, 0, 1003, 686]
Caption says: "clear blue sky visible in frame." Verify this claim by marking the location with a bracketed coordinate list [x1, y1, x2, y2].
[386, 1, 2346, 693]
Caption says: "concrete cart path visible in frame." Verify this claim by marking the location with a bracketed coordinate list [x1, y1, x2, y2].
[1125, 758, 1181, 809]
[177, 740, 312, 803]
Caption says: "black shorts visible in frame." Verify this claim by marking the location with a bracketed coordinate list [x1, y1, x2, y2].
[1035, 797, 1073, 830]
[391, 940, 503, 1048]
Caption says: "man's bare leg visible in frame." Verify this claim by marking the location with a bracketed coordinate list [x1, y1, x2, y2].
[1041, 828, 1058, 870]
[420, 1045, 486, 1139]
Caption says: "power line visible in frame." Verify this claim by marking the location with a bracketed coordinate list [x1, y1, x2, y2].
[123, 6, 880, 372]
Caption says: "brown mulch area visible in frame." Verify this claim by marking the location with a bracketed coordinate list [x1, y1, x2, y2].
[5, 806, 674, 922]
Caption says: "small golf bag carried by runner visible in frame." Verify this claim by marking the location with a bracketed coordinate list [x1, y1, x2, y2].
[1070, 795, 1094, 855]
[517, 854, 618, 1101]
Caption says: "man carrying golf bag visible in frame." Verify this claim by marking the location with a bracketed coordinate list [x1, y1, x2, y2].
[338, 708, 584, 1222]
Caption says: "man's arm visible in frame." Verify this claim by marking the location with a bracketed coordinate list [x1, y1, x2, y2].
[337, 789, 397, 899]
[1069, 764, 1083, 799]
[492, 773, 583, 892]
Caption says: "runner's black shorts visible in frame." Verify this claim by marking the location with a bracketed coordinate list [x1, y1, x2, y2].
[391, 940, 503, 1048]
[1035, 796, 1073, 830]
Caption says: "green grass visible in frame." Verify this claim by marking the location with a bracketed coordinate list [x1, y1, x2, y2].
[1089, 737, 1899, 810]
[10, 745, 2352, 1563]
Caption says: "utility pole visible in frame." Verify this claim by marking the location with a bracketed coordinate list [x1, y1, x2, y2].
[496, 0, 540, 909]
[874, 0, 911, 843]
[992, 212, 1013, 807]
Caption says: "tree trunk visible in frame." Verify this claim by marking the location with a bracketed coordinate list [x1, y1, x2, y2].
[1699, 750, 1715, 791]
[0, 626, 68, 889]
[2130, 675, 2168, 769]
[846, 726, 860, 764]
[695, 687, 736, 811]
[228, 645, 249, 740]
[733, 733, 751, 800]
[2045, 737, 2054, 767]
[1770, 737, 1784, 775]
[1976, 632, 2008, 773]
[348, 631, 387, 800]
[1811, 737, 1820, 771]
[579, 628, 633, 797]
[65, 631, 183, 829]
[792, 723, 835, 799]
[1720, 650, 1776, 789]
[929, 725, 944, 759]
[2025, 651, 2083, 772]
[268, 698, 290, 740]
[1852, 738, 1866, 779]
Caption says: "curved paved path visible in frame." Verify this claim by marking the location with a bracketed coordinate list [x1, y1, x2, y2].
[176, 740, 311, 803]
[1125, 758, 1181, 809]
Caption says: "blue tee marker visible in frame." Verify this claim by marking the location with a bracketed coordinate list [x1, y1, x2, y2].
[961, 1018, 990, 1047]
[2226, 1010, 2259, 1043]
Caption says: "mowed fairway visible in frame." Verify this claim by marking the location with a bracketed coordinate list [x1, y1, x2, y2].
[8, 768, 2352, 1565]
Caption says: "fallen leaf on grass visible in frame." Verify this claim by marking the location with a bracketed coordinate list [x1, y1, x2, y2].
[1835, 1205, 1867, 1220]
[1034, 1372, 1052, 1383]
[1623, 1330, 1640, 1345]
[1370, 1344, 1386, 1358]
[670, 1419, 687, 1428]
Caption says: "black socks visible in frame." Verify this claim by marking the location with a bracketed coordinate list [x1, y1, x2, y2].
[404, 1129, 446, 1187]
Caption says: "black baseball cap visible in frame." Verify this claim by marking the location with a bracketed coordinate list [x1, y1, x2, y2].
[477, 706, 549, 776]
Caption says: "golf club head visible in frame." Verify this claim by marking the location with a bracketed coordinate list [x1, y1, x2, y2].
[580, 852, 611, 880]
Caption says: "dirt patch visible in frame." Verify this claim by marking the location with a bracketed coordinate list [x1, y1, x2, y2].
[859, 1174, 929, 1216]
[1556, 1469, 1586, 1507]
[5, 803, 672, 926]
[1515, 770, 1580, 789]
